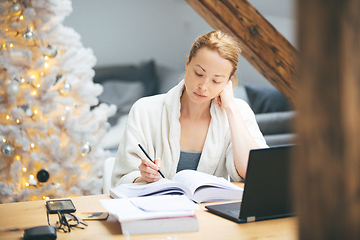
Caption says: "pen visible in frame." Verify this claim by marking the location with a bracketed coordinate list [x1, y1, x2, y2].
[138, 144, 165, 178]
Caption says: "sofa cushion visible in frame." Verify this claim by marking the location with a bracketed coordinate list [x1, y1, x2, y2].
[255, 111, 295, 135]
[93, 60, 159, 97]
[245, 84, 292, 114]
[94, 60, 159, 125]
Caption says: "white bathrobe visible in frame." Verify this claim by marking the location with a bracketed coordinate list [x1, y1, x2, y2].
[111, 80, 268, 187]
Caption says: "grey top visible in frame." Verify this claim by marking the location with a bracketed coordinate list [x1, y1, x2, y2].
[176, 150, 202, 172]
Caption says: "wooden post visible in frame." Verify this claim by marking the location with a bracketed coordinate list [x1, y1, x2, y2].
[185, 0, 298, 104]
[294, 0, 360, 239]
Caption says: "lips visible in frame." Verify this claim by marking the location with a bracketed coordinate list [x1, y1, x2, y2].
[194, 92, 206, 98]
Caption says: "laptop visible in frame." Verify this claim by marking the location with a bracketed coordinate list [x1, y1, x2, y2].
[205, 145, 294, 223]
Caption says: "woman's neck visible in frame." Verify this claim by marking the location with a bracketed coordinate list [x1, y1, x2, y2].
[180, 90, 211, 121]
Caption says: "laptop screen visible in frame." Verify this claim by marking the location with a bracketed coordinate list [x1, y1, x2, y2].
[239, 145, 294, 221]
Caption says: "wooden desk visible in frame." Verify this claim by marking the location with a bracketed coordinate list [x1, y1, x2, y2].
[0, 188, 298, 240]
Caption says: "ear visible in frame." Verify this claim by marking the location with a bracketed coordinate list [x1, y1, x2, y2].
[185, 56, 190, 72]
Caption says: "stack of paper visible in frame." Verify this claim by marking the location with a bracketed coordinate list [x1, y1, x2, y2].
[99, 195, 199, 235]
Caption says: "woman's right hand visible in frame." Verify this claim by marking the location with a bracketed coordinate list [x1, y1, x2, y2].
[134, 158, 162, 183]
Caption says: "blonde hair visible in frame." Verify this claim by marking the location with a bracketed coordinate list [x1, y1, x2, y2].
[188, 30, 241, 86]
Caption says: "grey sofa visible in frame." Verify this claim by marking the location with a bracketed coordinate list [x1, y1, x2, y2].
[236, 84, 296, 147]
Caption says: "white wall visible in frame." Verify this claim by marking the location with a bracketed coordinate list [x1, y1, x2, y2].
[64, 0, 295, 92]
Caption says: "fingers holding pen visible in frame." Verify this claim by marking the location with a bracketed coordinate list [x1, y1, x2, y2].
[138, 158, 162, 182]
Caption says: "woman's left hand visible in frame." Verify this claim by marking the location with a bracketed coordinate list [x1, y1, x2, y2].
[214, 80, 235, 110]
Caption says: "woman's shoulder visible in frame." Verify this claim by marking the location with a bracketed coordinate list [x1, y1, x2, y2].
[234, 98, 252, 111]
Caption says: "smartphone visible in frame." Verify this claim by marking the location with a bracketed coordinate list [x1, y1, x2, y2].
[46, 199, 76, 214]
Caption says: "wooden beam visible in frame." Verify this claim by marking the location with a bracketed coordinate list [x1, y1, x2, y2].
[294, 0, 360, 239]
[185, 0, 298, 104]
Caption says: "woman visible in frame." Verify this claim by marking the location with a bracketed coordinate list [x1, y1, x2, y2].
[111, 30, 267, 187]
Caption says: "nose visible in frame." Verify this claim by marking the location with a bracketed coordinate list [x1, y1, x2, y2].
[198, 78, 209, 91]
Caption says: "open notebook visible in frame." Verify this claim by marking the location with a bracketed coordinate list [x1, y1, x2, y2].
[205, 145, 294, 223]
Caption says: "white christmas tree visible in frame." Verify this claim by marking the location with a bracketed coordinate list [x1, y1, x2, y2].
[0, 0, 116, 203]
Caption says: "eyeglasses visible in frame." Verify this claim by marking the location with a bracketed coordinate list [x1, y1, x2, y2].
[47, 209, 88, 233]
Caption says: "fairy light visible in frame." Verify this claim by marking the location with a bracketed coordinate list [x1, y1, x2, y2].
[61, 116, 65, 121]
[36, 83, 41, 88]
[6, 115, 10, 120]
[43, 196, 50, 200]
[30, 175, 34, 179]
[30, 143, 35, 148]
[33, 110, 38, 115]
[44, 56, 49, 60]
[31, 90, 37, 95]
[25, 182, 29, 187]
[15, 155, 21, 161]
[19, 15, 24, 20]
[31, 75, 36, 79]
[21, 78, 26, 83]
[65, 106, 70, 111]
[44, 62, 49, 68]
[9, 43, 13, 48]
[2, 138, 6, 143]
[16, 119, 20, 124]
[22, 167, 27, 172]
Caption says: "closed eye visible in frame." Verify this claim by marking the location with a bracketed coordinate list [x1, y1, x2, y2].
[195, 72, 203, 77]
[213, 79, 220, 84]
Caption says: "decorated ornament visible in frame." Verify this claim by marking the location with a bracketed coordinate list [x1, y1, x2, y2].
[28, 175, 37, 186]
[79, 142, 91, 156]
[36, 169, 50, 183]
[1, 142, 15, 157]
[22, 27, 35, 41]
[9, 1, 22, 15]
[58, 81, 71, 95]
[6, 81, 20, 96]
[45, 44, 58, 58]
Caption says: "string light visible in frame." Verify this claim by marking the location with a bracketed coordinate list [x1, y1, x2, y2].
[31, 75, 35, 79]
[44, 56, 49, 60]
[9, 43, 13, 48]
[6, 115, 10, 120]
[36, 83, 41, 88]
[25, 182, 29, 187]
[43, 196, 50, 200]
[22, 167, 27, 172]
[2, 138, 6, 143]
[16, 119, 20, 124]
[19, 15, 24, 20]
[30, 175, 34, 179]
[30, 143, 35, 148]
[21, 78, 26, 84]
[44, 62, 49, 68]
[33, 110, 38, 115]
[15, 155, 21, 161]
[31, 90, 37, 95]
[61, 116, 65, 121]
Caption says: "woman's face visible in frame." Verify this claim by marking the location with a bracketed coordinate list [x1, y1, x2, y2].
[184, 47, 233, 105]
